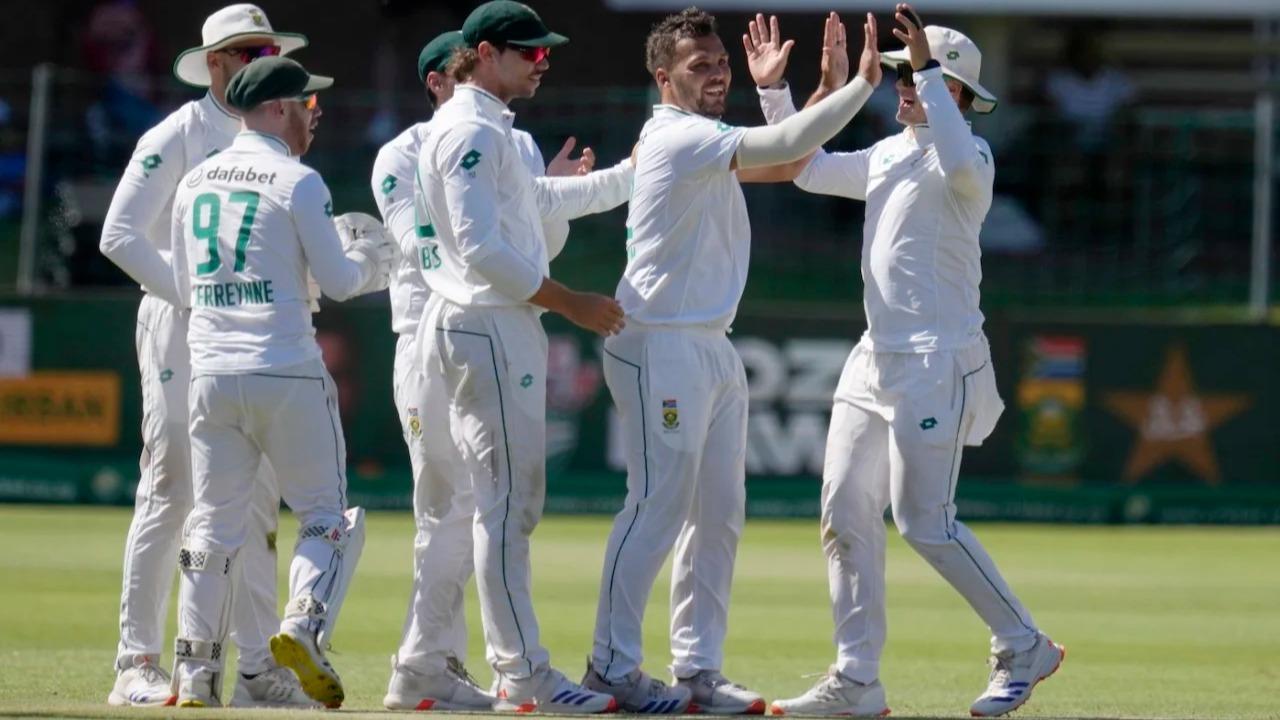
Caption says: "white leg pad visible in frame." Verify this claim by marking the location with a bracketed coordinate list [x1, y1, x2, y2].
[287, 507, 365, 649]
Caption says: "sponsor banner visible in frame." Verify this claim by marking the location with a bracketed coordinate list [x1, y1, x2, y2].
[0, 308, 32, 377]
[0, 296, 1275, 524]
[0, 372, 122, 446]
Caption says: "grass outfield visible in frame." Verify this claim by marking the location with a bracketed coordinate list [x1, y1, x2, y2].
[0, 505, 1277, 719]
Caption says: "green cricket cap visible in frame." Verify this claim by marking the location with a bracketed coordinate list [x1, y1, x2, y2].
[462, 1, 568, 49]
[418, 30, 465, 83]
[225, 56, 333, 111]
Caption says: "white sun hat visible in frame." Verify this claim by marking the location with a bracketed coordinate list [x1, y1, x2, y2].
[172, 4, 307, 88]
[881, 25, 998, 114]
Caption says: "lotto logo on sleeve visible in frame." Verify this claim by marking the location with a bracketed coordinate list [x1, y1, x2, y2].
[460, 149, 482, 170]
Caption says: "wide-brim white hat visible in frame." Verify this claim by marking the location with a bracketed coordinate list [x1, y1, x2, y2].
[173, 4, 307, 88]
[881, 25, 997, 114]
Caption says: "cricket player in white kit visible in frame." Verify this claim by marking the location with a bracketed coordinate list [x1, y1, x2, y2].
[411, 1, 638, 713]
[375, 29, 629, 712]
[98, 4, 313, 708]
[584, 8, 885, 714]
[168, 57, 394, 708]
[754, 5, 1064, 717]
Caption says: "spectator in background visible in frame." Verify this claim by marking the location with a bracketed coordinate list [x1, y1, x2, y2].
[82, 0, 162, 170]
[1040, 24, 1136, 244]
[1045, 25, 1134, 154]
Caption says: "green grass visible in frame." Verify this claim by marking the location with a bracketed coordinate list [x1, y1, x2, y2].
[0, 505, 1277, 719]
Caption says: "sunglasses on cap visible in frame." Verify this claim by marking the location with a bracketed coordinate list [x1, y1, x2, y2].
[895, 62, 916, 87]
[219, 45, 282, 64]
[508, 45, 551, 64]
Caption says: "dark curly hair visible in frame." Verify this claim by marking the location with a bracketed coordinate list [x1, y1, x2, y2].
[645, 7, 719, 75]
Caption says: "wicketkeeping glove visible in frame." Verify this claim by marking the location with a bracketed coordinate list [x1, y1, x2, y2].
[334, 212, 399, 295]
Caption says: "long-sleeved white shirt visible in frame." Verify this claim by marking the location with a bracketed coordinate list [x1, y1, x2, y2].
[371, 121, 592, 334]
[100, 94, 240, 306]
[172, 131, 371, 373]
[759, 66, 994, 353]
[413, 85, 632, 307]
[618, 105, 750, 329]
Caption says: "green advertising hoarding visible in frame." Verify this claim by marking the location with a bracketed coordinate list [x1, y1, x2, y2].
[1, 295, 1276, 523]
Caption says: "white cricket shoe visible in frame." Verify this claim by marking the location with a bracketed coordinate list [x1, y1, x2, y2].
[494, 666, 619, 713]
[173, 664, 219, 708]
[676, 670, 766, 715]
[768, 668, 889, 717]
[582, 660, 692, 713]
[230, 665, 321, 708]
[270, 626, 345, 709]
[969, 634, 1065, 717]
[383, 659, 495, 711]
[107, 656, 174, 707]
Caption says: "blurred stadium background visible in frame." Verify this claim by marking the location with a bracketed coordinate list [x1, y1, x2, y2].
[0, 0, 1276, 525]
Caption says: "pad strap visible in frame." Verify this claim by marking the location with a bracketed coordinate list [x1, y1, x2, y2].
[285, 594, 327, 620]
[298, 523, 353, 555]
[177, 547, 233, 574]
[174, 637, 223, 661]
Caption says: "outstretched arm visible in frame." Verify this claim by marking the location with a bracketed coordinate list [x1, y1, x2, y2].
[733, 12, 879, 172]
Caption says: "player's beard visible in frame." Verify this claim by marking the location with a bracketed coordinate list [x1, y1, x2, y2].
[676, 76, 727, 119]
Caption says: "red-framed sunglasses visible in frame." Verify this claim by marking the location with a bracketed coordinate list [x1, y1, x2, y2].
[220, 45, 282, 64]
[293, 94, 318, 111]
[511, 45, 551, 64]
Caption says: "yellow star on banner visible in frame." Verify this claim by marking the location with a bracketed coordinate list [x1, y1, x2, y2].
[1102, 345, 1251, 485]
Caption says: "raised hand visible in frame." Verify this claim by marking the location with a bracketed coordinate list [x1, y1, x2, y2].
[547, 136, 595, 176]
[743, 13, 794, 87]
[891, 3, 931, 71]
[857, 12, 883, 87]
[819, 11, 849, 91]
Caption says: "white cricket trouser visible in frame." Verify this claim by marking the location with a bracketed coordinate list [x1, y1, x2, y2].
[178, 358, 349, 663]
[592, 324, 748, 681]
[417, 295, 549, 681]
[392, 332, 475, 675]
[822, 335, 1037, 684]
[118, 295, 279, 675]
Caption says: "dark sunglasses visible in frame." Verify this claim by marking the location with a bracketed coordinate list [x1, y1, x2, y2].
[509, 45, 551, 64]
[895, 62, 915, 87]
[220, 45, 281, 63]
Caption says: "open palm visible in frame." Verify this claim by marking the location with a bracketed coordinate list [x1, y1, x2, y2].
[743, 13, 794, 87]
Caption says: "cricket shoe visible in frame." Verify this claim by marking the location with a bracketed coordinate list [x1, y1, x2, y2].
[230, 664, 321, 708]
[677, 670, 766, 714]
[107, 656, 175, 706]
[173, 664, 219, 708]
[768, 668, 889, 717]
[270, 626, 344, 708]
[384, 658, 495, 711]
[969, 634, 1065, 717]
[494, 666, 619, 713]
[582, 660, 692, 713]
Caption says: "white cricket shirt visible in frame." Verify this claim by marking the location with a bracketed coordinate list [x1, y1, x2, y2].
[414, 85, 631, 308]
[759, 67, 994, 353]
[371, 121, 565, 334]
[172, 131, 370, 373]
[100, 94, 241, 306]
[618, 105, 749, 330]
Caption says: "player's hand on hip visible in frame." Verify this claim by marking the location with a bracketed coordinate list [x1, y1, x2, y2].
[856, 12, 882, 87]
[819, 12, 850, 91]
[565, 291, 625, 337]
[892, 3, 931, 71]
[548, 137, 595, 176]
[744, 13, 794, 87]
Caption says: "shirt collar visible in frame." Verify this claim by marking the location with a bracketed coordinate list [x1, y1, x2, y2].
[200, 92, 241, 134]
[652, 104, 719, 121]
[455, 84, 516, 129]
[232, 130, 292, 157]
